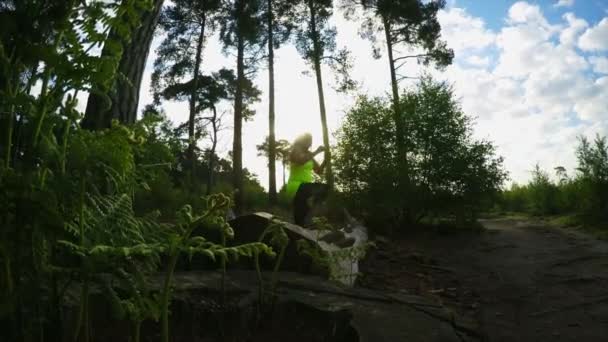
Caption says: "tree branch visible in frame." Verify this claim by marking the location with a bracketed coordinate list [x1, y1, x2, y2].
[395, 60, 408, 71]
[320, 55, 343, 63]
[392, 54, 430, 63]
[397, 74, 420, 83]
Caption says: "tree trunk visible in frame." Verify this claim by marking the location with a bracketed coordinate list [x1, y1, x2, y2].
[383, 14, 410, 222]
[382, 15, 404, 157]
[282, 161, 286, 187]
[82, 0, 164, 130]
[207, 106, 218, 195]
[267, 0, 278, 205]
[233, 25, 245, 215]
[308, 0, 334, 189]
[188, 14, 207, 172]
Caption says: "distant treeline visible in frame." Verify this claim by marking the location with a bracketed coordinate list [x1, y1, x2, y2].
[496, 136, 608, 225]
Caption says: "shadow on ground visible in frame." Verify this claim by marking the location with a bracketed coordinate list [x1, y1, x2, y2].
[360, 218, 608, 341]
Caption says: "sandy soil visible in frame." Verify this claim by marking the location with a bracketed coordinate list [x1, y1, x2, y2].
[360, 218, 608, 341]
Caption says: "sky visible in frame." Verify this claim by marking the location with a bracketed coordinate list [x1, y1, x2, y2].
[114, 0, 608, 189]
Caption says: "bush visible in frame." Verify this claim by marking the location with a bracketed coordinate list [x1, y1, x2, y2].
[334, 78, 507, 231]
[575, 136, 608, 222]
[495, 135, 608, 226]
[528, 164, 560, 215]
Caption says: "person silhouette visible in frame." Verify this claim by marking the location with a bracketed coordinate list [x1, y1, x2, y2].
[285, 133, 329, 226]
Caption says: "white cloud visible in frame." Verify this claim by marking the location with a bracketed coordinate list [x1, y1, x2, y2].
[589, 56, 608, 74]
[438, 3, 606, 183]
[130, 2, 608, 188]
[560, 13, 588, 46]
[465, 55, 490, 67]
[494, 26, 571, 78]
[438, 8, 495, 53]
[573, 76, 608, 121]
[507, 2, 553, 30]
[554, 0, 574, 8]
[579, 18, 608, 51]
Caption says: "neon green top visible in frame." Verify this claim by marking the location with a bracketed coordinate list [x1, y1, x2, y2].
[285, 160, 314, 200]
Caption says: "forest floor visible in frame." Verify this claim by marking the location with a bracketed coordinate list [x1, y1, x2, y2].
[360, 218, 608, 341]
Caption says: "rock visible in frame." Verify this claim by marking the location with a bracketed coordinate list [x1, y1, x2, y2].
[320, 230, 347, 244]
[335, 237, 356, 248]
[228, 212, 370, 286]
[226, 212, 327, 276]
[375, 235, 390, 245]
[61, 271, 481, 342]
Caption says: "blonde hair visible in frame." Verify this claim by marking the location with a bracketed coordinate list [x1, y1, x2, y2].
[292, 133, 312, 150]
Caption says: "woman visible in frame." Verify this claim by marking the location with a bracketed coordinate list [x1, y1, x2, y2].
[285, 133, 329, 225]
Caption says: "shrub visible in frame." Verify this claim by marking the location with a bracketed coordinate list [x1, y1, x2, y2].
[334, 78, 507, 231]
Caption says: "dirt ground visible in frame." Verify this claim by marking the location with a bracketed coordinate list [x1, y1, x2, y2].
[360, 218, 608, 341]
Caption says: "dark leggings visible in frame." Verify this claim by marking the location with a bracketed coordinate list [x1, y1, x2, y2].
[293, 182, 329, 225]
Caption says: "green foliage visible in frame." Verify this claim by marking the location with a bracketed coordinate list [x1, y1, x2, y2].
[258, 136, 291, 205]
[497, 136, 608, 226]
[303, 217, 375, 283]
[344, 0, 454, 69]
[159, 193, 275, 342]
[261, 0, 297, 49]
[528, 164, 560, 215]
[257, 136, 291, 165]
[291, 0, 356, 92]
[0, 1, 158, 340]
[0, 2, 271, 340]
[575, 136, 608, 222]
[325, 242, 375, 283]
[152, 0, 222, 104]
[253, 220, 289, 304]
[219, 0, 265, 52]
[296, 237, 375, 284]
[296, 239, 331, 274]
[334, 78, 507, 231]
[312, 216, 339, 231]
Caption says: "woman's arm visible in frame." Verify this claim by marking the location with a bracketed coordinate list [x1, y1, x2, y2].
[313, 159, 325, 175]
[290, 145, 325, 165]
[313, 147, 327, 175]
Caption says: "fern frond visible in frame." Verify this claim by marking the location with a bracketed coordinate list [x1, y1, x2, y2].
[57, 240, 86, 257]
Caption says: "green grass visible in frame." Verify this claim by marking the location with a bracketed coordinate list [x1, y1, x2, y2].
[416, 216, 486, 234]
[479, 211, 533, 221]
[486, 211, 608, 241]
[545, 214, 580, 227]
[543, 215, 608, 240]
[482, 210, 608, 240]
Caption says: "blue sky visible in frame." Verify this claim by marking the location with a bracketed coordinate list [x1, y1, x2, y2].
[123, 0, 608, 189]
[457, 0, 607, 29]
[432, 0, 608, 184]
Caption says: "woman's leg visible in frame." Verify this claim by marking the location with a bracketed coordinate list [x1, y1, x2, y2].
[310, 183, 329, 205]
[293, 183, 313, 225]
[293, 183, 329, 225]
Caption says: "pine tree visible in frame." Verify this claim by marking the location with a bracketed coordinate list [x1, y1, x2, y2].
[151, 0, 221, 171]
[82, 0, 165, 130]
[262, 0, 295, 204]
[292, 0, 356, 190]
[343, 0, 453, 220]
[219, 0, 265, 214]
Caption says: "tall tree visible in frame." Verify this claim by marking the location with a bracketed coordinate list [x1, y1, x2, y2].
[197, 69, 260, 194]
[334, 79, 506, 228]
[220, 0, 264, 214]
[151, 0, 221, 171]
[262, 0, 295, 204]
[82, 0, 165, 130]
[293, 0, 355, 190]
[343, 0, 453, 220]
[257, 136, 291, 187]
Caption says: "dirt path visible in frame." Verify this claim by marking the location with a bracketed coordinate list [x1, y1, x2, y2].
[360, 219, 608, 341]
